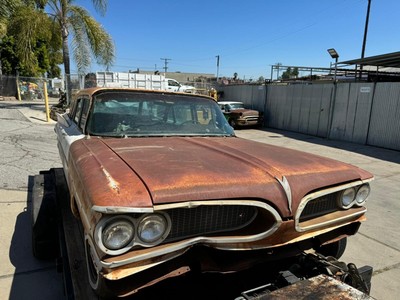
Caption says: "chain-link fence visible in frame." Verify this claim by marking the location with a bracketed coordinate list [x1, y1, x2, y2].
[0, 74, 84, 100]
[1, 73, 216, 99]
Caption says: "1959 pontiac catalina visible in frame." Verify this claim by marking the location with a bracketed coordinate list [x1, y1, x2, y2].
[54, 88, 373, 297]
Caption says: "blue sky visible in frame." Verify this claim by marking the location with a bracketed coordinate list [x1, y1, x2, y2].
[76, 0, 399, 80]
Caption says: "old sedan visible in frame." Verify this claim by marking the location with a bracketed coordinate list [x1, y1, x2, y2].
[54, 88, 373, 297]
[218, 100, 263, 128]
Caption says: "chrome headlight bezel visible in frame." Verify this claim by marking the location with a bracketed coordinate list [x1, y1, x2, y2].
[337, 184, 371, 209]
[94, 212, 172, 255]
[95, 215, 135, 256]
[338, 187, 356, 209]
[355, 184, 371, 205]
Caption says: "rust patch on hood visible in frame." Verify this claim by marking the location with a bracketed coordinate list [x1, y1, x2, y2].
[95, 136, 372, 217]
[68, 138, 153, 209]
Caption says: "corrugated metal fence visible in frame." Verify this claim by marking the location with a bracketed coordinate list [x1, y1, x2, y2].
[219, 82, 400, 151]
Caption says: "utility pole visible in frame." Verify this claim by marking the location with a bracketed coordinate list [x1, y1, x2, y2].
[360, 0, 371, 77]
[215, 55, 220, 83]
[160, 58, 171, 76]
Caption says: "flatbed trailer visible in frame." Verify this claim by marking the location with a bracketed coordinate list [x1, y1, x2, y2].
[31, 168, 375, 300]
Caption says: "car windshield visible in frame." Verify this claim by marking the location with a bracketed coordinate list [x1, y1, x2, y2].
[86, 91, 235, 137]
[228, 103, 244, 110]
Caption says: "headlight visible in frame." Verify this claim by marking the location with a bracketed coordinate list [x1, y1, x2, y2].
[137, 214, 170, 245]
[338, 188, 356, 209]
[355, 184, 370, 205]
[102, 218, 134, 250]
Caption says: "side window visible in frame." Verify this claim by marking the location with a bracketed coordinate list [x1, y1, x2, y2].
[79, 99, 90, 131]
[168, 80, 179, 87]
[74, 99, 83, 124]
[73, 98, 90, 131]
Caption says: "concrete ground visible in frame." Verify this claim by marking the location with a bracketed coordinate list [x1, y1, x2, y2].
[0, 99, 64, 300]
[0, 99, 399, 299]
[235, 128, 400, 300]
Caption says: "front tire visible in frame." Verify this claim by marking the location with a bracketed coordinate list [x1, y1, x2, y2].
[228, 118, 236, 129]
[85, 239, 113, 298]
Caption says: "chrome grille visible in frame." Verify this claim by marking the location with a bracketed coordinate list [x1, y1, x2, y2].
[244, 116, 260, 121]
[299, 193, 339, 222]
[165, 205, 258, 242]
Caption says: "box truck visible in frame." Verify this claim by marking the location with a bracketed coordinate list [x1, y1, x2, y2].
[85, 71, 196, 93]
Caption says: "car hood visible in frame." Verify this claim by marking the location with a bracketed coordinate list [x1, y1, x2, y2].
[69, 137, 372, 217]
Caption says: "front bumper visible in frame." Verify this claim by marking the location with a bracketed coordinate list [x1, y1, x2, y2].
[94, 220, 363, 297]
[237, 117, 263, 126]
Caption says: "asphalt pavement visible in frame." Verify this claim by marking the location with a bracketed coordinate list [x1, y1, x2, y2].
[0, 99, 399, 299]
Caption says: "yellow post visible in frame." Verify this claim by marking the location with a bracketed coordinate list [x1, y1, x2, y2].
[16, 78, 22, 101]
[43, 81, 50, 122]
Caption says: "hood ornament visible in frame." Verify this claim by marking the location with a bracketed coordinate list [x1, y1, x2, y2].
[275, 176, 292, 214]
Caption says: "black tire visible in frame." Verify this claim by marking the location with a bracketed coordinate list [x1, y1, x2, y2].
[228, 118, 236, 129]
[31, 171, 60, 259]
[316, 237, 347, 259]
[85, 239, 114, 299]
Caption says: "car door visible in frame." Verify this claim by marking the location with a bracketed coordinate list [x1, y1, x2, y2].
[54, 97, 88, 177]
[167, 79, 180, 92]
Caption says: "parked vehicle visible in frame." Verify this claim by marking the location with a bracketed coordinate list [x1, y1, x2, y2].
[85, 71, 196, 93]
[218, 100, 263, 128]
[51, 87, 373, 298]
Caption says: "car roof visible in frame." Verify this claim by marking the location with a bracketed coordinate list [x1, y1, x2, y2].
[74, 87, 214, 100]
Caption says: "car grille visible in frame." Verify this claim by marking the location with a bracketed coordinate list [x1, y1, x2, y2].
[299, 193, 339, 222]
[165, 205, 258, 242]
[244, 116, 260, 122]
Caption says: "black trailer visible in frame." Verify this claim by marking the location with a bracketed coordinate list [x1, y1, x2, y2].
[31, 168, 375, 300]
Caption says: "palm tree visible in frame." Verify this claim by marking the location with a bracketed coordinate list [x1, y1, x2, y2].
[0, 1, 18, 28]
[3, 0, 114, 100]
[44, 0, 115, 102]
[0, 0, 17, 75]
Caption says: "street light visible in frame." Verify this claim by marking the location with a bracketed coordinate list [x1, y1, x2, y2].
[327, 48, 339, 59]
[327, 48, 340, 140]
[327, 48, 339, 82]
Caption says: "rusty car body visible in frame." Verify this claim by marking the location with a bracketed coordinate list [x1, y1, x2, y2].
[218, 100, 263, 128]
[54, 88, 373, 297]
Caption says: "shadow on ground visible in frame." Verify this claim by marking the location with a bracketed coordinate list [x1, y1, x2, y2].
[8, 176, 64, 300]
[261, 128, 400, 164]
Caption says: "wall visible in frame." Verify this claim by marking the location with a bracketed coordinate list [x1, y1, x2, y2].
[218, 82, 400, 151]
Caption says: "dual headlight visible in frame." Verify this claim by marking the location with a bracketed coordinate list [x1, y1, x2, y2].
[95, 213, 171, 255]
[338, 183, 370, 209]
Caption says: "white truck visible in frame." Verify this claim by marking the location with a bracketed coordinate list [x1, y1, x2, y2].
[85, 71, 196, 93]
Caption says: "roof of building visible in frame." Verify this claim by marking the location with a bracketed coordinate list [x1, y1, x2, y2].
[339, 51, 400, 68]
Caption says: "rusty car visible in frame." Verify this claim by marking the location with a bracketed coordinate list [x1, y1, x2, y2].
[218, 100, 263, 128]
[54, 87, 373, 298]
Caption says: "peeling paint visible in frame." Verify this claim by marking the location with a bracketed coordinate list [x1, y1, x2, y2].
[101, 167, 120, 194]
